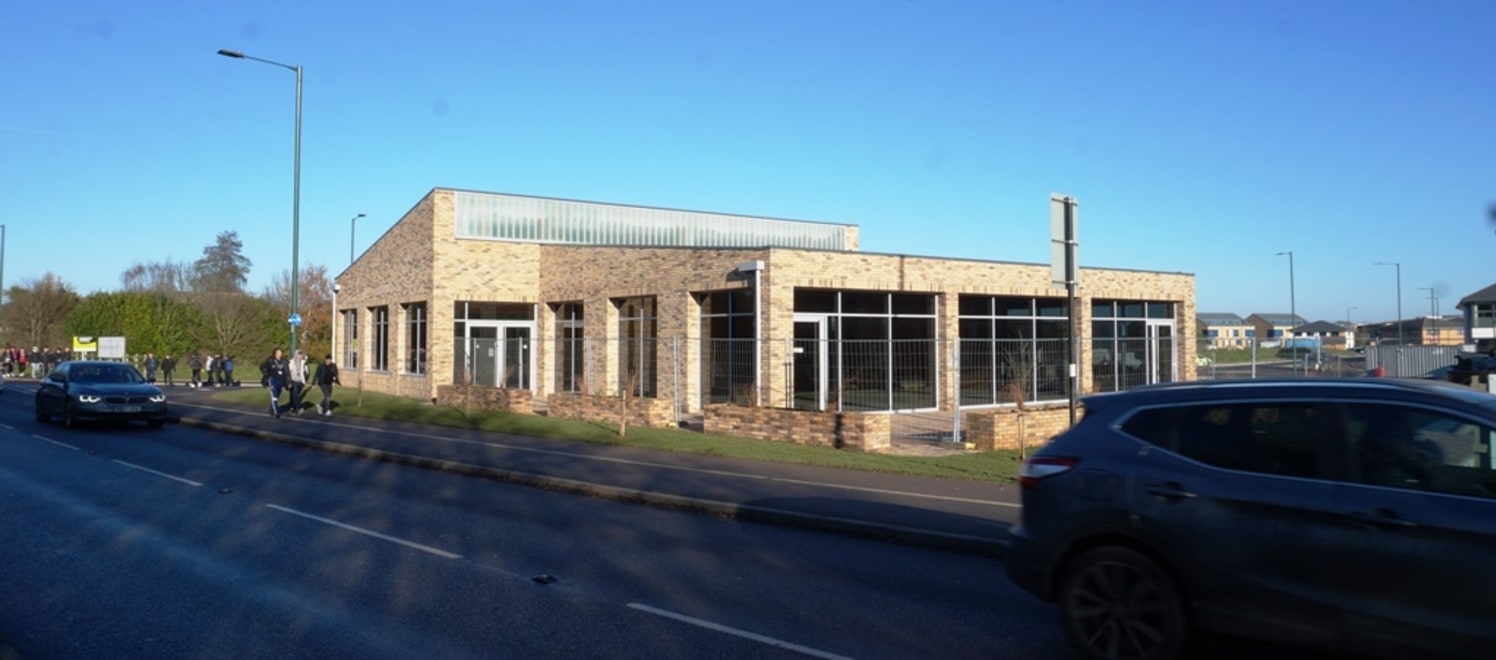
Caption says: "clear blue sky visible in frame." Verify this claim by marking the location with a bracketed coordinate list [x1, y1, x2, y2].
[4, 0, 1494, 326]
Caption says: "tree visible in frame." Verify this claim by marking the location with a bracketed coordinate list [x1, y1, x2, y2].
[67, 291, 204, 358]
[191, 291, 280, 361]
[3, 273, 79, 349]
[265, 263, 333, 359]
[121, 261, 193, 294]
[192, 231, 253, 293]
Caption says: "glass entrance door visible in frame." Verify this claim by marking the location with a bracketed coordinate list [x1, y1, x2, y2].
[469, 326, 498, 387]
[1148, 321, 1176, 384]
[466, 322, 534, 389]
[503, 325, 531, 389]
[793, 315, 827, 410]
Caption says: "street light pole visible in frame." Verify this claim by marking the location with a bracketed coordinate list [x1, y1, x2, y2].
[1277, 251, 1296, 374]
[1374, 261, 1403, 346]
[218, 48, 303, 357]
[349, 213, 366, 265]
[1419, 287, 1439, 345]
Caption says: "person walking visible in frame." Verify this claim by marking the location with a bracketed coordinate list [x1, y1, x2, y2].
[143, 352, 158, 383]
[314, 353, 341, 415]
[260, 348, 289, 418]
[188, 353, 203, 388]
[288, 350, 310, 415]
[224, 355, 237, 386]
[204, 353, 216, 387]
[162, 354, 176, 387]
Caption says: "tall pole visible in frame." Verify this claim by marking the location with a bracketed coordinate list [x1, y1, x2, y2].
[1374, 261, 1403, 346]
[350, 213, 366, 265]
[218, 48, 303, 357]
[1277, 251, 1296, 374]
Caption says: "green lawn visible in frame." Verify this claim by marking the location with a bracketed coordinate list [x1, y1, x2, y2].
[207, 387, 1024, 483]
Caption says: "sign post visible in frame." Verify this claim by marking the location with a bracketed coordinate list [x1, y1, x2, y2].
[1050, 194, 1080, 426]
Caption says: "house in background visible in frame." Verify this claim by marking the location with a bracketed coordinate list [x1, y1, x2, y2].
[1456, 282, 1496, 351]
[1197, 312, 1252, 348]
[1292, 320, 1351, 349]
[1245, 313, 1307, 344]
[1358, 315, 1462, 347]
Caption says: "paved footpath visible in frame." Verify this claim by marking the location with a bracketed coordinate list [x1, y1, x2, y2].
[166, 386, 1020, 556]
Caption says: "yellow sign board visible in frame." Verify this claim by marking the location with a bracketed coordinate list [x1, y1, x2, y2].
[72, 336, 99, 352]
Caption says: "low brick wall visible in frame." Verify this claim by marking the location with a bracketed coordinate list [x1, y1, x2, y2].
[546, 393, 676, 429]
[435, 385, 534, 415]
[703, 404, 892, 453]
[964, 406, 1073, 451]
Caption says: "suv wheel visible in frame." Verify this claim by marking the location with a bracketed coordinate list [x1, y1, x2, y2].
[1058, 546, 1189, 660]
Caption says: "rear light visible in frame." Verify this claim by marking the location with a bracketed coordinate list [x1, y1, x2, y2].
[1019, 456, 1080, 489]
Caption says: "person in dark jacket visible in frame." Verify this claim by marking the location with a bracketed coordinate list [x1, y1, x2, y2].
[260, 349, 289, 418]
[161, 354, 176, 387]
[314, 354, 342, 415]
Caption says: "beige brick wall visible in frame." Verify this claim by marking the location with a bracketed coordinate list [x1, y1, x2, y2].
[546, 393, 676, 429]
[965, 406, 1073, 451]
[703, 404, 892, 452]
[435, 384, 534, 415]
[339, 187, 1198, 408]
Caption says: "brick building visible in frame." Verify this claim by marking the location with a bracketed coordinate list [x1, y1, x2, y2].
[336, 188, 1198, 415]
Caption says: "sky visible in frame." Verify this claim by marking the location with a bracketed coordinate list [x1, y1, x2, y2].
[3, 0, 1494, 326]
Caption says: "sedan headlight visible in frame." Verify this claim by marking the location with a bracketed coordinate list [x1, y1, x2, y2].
[77, 394, 102, 403]
[149, 394, 166, 403]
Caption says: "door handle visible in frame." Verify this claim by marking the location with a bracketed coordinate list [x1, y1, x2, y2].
[1143, 482, 1198, 500]
[1349, 509, 1419, 530]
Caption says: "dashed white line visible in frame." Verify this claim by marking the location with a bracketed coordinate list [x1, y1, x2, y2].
[627, 603, 855, 660]
[265, 504, 462, 559]
[111, 459, 203, 487]
[32, 434, 80, 451]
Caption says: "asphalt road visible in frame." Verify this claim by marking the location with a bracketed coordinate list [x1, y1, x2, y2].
[0, 387, 1072, 659]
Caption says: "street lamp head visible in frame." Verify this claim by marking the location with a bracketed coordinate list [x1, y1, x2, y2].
[333, 283, 341, 293]
[217, 49, 245, 58]
[356, 213, 367, 219]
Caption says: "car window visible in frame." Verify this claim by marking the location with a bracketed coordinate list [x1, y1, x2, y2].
[1343, 403, 1496, 500]
[1123, 402, 1330, 479]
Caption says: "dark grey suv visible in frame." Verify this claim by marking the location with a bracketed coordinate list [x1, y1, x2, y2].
[1007, 378, 1496, 660]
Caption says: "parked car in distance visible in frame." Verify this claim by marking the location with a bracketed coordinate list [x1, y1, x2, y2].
[1007, 378, 1495, 660]
[35, 360, 169, 429]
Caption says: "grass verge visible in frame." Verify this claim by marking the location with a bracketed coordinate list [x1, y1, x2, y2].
[207, 387, 1023, 483]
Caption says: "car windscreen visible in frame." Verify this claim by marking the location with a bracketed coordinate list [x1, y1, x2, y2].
[71, 365, 144, 384]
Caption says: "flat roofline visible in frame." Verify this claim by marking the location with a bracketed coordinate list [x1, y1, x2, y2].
[529, 242, 1192, 277]
[440, 187, 857, 229]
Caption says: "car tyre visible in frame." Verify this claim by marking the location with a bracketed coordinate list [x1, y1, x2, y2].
[1058, 545, 1189, 660]
[34, 398, 48, 423]
[62, 403, 78, 429]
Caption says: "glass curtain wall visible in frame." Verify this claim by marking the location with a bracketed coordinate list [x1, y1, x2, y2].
[616, 297, 657, 397]
[958, 295, 1071, 406]
[700, 289, 755, 405]
[554, 303, 585, 393]
[792, 289, 937, 412]
[1092, 300, 1175, 392]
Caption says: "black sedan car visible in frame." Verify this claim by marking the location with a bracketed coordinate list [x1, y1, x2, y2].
[35, 360, 169, 428]
[1008, 378, 1495, 660]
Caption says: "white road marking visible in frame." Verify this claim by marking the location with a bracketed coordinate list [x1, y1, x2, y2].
[627, 602, 855, 660]
[175, 401, 1017, 508]
[32, 434, 80, 451]
[265, 504, 462, 559]
[111, 459, 203, 487]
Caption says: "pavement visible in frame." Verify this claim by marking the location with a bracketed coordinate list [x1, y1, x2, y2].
[161, 385, 1019, 556]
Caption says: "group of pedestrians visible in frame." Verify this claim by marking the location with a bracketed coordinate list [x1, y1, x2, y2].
[2, 346, 66, 378]
[260, 348, 341, 418]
